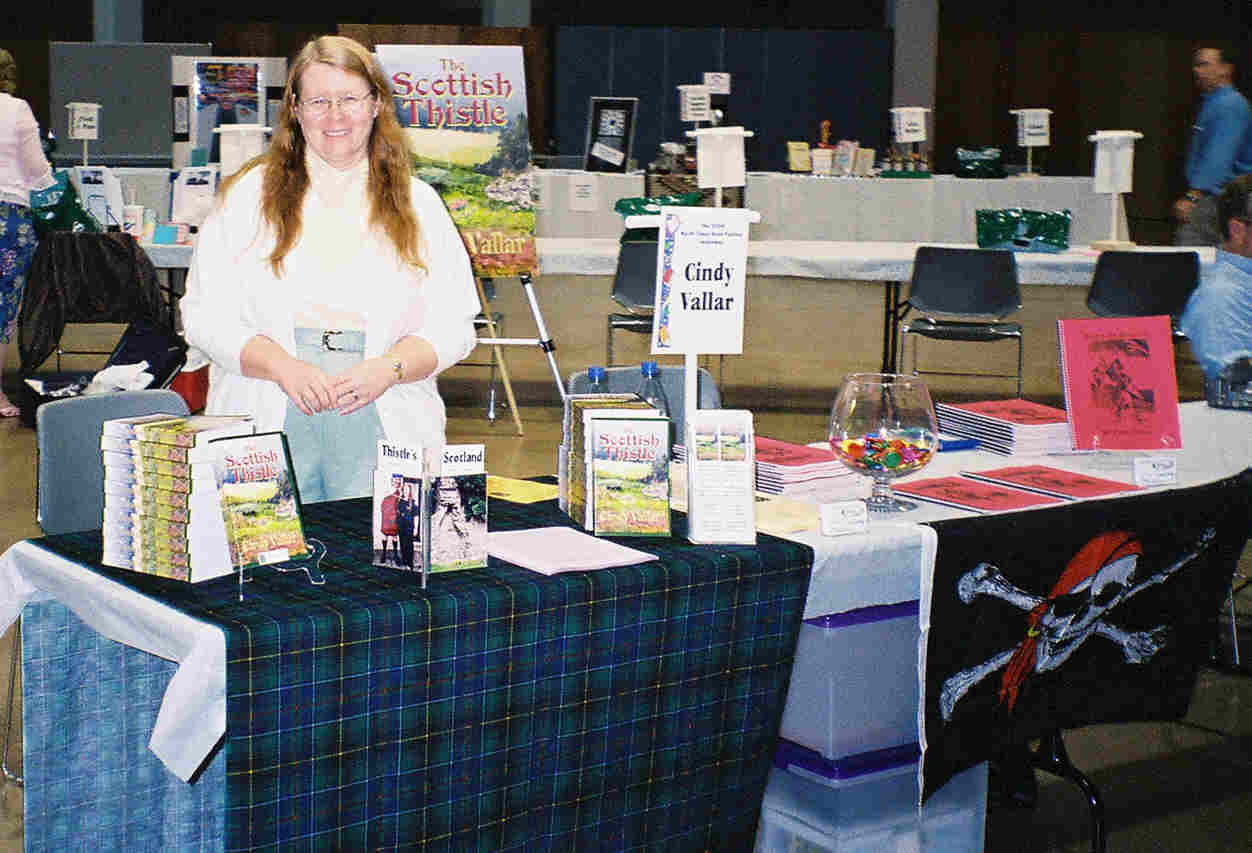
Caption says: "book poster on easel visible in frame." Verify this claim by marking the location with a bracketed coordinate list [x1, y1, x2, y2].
[651, 205, 753, 355]
[376, 44, 537, 277]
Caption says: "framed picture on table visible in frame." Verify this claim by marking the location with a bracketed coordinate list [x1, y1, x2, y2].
[583, 97, 638, 173]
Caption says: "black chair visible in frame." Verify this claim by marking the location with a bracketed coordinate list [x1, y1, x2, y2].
[606, 228, 726, 385]
[1086, 250, 1200, 330]
[606, 228, 659, 368]
[898, 246, 1023, 396]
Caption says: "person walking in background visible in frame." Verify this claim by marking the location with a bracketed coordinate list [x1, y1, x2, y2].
[1174, 46, 1252, 246]
[0, 48, 55, 417]
[1179, 174, 1252, 381]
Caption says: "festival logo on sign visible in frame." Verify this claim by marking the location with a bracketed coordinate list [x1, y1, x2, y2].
[376, 44, 536, 277]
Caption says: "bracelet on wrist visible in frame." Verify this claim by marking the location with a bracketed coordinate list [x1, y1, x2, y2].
[390, 357, 404, 383]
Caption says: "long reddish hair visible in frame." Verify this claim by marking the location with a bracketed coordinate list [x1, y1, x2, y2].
[220, 35, 425, 277]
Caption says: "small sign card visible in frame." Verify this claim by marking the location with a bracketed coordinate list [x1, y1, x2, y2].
[651, 205, 753, 355]
[1133, 455, 1178, 487]
[820, 500, 869, 536]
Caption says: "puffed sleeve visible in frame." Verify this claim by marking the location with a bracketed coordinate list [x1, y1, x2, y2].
[15, 101, 53, 192]
[180, 171, 268, 375]
[407, 179, 481, 377]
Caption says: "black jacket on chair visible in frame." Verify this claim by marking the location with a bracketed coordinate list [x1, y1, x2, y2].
[18, 231, 169, 375]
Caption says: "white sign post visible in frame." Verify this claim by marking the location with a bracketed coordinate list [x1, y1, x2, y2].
[1010, 108, 1052, 178]
[675, 126, 756, 446]
[66, 101, 101, 166]
[1089, 129, 1143, 250]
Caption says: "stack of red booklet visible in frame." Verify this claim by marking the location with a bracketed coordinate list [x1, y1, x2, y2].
[894, 464, 1140, 513]
[753, 436, 861, 500]
[934, 398, 1071, 455]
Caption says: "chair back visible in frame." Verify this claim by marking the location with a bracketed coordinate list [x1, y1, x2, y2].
[1086, 250, 1200, 319]
[567, 364, 721, 439]
[611, 230, 660, 313]
[36, 389, 190, 535]
[907, 246, 1021, 317]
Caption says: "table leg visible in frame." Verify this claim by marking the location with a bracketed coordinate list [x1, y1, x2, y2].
[882, 280, 902, 373]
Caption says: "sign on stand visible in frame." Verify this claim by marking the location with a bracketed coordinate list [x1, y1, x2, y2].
[650, 205, 754, 357]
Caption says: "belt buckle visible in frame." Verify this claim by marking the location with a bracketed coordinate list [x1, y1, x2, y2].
[321, 329, 342, 351]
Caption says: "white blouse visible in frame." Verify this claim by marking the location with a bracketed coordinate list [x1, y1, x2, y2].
[181, 155, 481, 451]
[0, 94, 54, 208]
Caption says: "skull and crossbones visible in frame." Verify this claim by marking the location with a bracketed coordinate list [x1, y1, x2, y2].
[938, 526, 1216, 721]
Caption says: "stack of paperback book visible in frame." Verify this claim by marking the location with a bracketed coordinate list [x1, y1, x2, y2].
[934, 399, 1071, 455]
[754, 436, 865, 501]
[101, 414, 254, 581]
[558, 393, 669, 534]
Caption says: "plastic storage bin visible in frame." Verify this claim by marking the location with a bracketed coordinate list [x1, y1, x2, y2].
[779, 600, 920, 760]
[754, 758, 988, 852]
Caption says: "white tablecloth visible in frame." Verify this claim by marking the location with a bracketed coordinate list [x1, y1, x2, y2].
[745, 173, 1129, 245]
[1, 403, 1247, 780]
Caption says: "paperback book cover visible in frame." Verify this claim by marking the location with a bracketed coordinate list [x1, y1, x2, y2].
[373, 440, 424, 572]
[589, 416, 671, 537]
[566, 398, 656, 526]
[892, 476, 1065, 513]
[1057, 315, 1182, 451]
[685, 409, 756, 545]
[424, 444, 488, 573]
[960, 465, 1141, 500]
[209, 431, 309, 569]
[375, 44, 537, 277]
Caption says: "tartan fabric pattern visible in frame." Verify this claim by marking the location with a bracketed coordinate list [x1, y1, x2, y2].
[21, 599, 227, 852]
[32, 497, 813, 852]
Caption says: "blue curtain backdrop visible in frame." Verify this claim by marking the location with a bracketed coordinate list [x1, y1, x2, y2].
[552, 26, 893, 173]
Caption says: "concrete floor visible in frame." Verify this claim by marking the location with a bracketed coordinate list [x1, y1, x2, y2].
[0, 403, 1248, 852]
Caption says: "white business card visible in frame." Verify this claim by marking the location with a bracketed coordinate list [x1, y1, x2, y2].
[820, 500, 869, 536]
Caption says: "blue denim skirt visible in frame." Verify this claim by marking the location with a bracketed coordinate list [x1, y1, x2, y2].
[283, 328, 383, 503]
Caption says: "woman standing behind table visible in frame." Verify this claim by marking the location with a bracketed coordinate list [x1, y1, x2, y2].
[182, 35, 480, 502]
[0, 49, 55, 418]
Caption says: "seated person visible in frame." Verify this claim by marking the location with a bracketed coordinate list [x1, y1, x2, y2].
[1179, 174, 1252, 381]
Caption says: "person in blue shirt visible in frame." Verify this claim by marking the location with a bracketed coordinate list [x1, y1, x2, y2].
[1179, 174, 1252, 381]
[1174, 47, 1252, 246]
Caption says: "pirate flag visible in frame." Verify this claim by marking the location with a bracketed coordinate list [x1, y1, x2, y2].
[920, 470, 1251, 802]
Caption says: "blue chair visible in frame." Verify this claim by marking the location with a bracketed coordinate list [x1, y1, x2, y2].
[567, 364, 721, 442]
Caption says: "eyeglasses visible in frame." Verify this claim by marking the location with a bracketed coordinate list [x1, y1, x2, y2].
[298, 92, 375, 119]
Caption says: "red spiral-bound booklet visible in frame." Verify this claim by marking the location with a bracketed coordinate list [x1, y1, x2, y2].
[1057, 315, 1182, 451]
[893, 476, 1065, 513]
[961, 464, 1141, 500]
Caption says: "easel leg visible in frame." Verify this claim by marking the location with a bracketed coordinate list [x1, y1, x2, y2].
[475, 278, 525, 436]
[518, 272, 566, 403]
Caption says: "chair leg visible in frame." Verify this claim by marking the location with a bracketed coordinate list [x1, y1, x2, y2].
[606, 316, 615, 367]
[1016, 335, 1024, 398]
[3, 621, 22, 786]
[1031, 730, 1105, 853]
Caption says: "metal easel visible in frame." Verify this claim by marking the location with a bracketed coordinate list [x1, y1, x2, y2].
[473, 270, 566, 436]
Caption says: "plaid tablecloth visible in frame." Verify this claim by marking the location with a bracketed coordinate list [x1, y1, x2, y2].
[28, 497, 814, 852]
